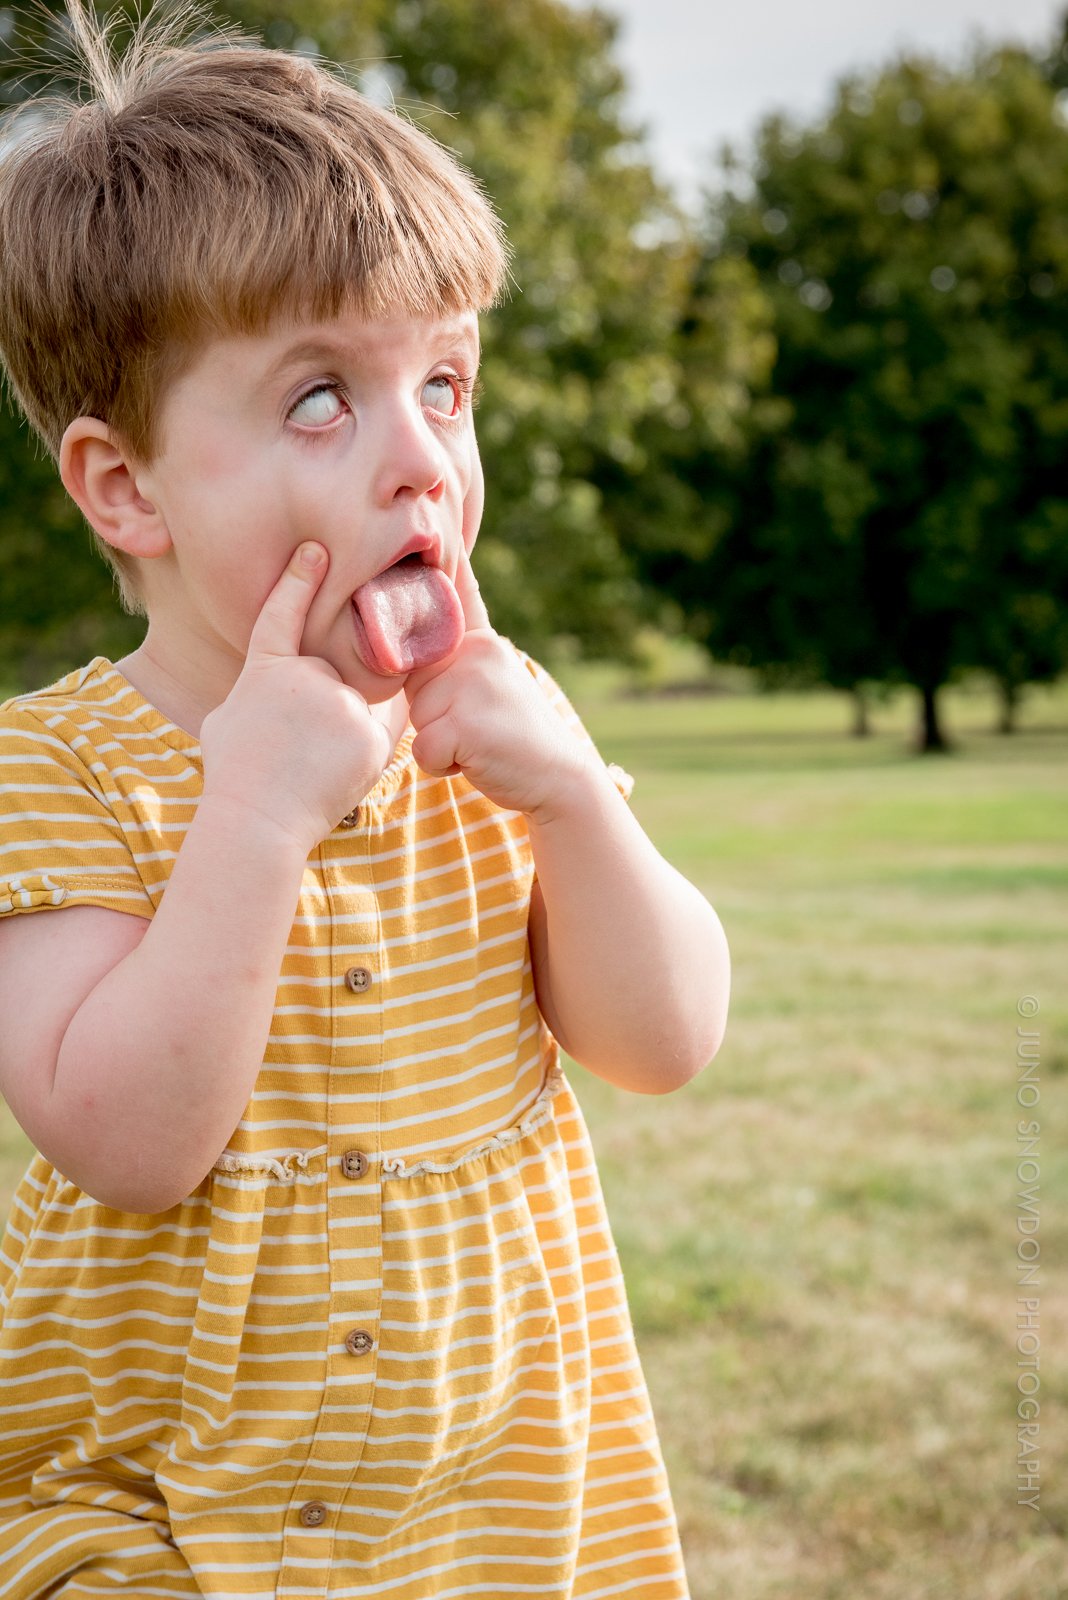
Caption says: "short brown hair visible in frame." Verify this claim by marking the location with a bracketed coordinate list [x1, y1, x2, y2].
[0, 3, 507, 610]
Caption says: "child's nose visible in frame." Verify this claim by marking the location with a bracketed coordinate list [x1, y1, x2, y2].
[371, 409, 448, 507]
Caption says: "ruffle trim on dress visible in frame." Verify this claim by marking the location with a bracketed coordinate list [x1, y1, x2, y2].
[381, 1067, 565, 1179]
[212, 1144, 328, 1181]
[209, 1069, 566, 1185]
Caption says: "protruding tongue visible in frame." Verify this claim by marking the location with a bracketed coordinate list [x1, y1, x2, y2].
[353, 556, 465, 676]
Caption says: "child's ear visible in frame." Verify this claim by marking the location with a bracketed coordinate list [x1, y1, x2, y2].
[59, 417, 172, 560]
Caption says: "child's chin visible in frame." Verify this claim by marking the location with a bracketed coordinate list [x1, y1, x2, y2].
[360, 676, 409, 706]
[335, 655, 409, 705]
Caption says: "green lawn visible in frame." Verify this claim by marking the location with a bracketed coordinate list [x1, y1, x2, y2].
[559, 675, 1067, 1600]
[1, 674, 1065, 1597]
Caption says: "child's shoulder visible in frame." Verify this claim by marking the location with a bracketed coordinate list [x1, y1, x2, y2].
[0, 658, 161, 920]
[0, 661, 128, 817]
[508, 646, 634, 803]
[507, 645, 579, 724]
[0, 658, 121, 768]
[1, 657, 184, 748]
[1, 656, 112, 726]
[0, 657, 192, 793]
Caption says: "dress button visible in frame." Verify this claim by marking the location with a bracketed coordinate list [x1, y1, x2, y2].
[344, 966, 372, 994]
[340, 1149, 370, 1180]
[345, 1328, 375, 1356]
[298, 1500, 328, 1528]
[339, 807, 360, 829]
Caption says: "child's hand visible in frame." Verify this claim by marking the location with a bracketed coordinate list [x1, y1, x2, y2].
[199, 543, 397, 851]
[405, 551, 594, 823]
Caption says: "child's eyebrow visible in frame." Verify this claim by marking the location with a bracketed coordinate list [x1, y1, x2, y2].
[259, 323, 481, 394]
[431, 319, 482, 363]
[260, 338, 355, 391]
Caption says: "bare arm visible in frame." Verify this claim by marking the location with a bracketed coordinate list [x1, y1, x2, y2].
[0, 809, 309, 1213]
[526, 769, 729, 1093]
[0, 543, 395, 1213]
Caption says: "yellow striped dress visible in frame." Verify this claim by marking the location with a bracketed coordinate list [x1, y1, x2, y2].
[0, 655, 691, 1599]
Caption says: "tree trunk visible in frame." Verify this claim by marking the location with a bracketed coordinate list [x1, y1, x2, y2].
[997, 678, 1019, 735]
[917, 683, 951, 753]
[850, 686, 871, 738]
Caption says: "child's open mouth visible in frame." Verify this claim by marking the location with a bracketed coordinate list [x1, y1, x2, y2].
[351, 552, 465, 677]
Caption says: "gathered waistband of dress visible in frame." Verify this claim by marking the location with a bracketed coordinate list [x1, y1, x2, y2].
[380, 1066, 564, 1179]
[210, 1066, 565, 1185]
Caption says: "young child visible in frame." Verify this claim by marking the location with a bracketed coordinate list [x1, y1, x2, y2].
[0, 6, 729, 1595]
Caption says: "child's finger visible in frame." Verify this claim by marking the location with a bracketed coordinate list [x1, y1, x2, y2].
[247, 543, 328, 660]
[454, 546, 492, 633]
[411, 714, 463, 779]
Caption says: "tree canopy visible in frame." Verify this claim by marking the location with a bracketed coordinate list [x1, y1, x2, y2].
[639, 39, 1068, 747]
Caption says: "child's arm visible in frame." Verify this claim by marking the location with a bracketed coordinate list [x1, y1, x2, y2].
[406, 558, 730, 1094]
[0, 544, 395, 1213]
[524, 783, 728, 1093]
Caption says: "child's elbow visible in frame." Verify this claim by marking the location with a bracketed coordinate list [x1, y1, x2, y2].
[62, 1148, 203, 1216]
[74, 1172, 189, 1216]
[653, 950, 731, 1093]
[648, 1017, 727, 1095]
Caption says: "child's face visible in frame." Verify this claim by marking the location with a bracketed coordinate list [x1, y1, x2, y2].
[134, 306, 484, 705]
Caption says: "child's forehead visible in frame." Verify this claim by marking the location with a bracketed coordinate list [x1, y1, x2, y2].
[214, 305, 482, 381]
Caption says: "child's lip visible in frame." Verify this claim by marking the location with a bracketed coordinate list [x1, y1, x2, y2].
[358, 530, 442, 590]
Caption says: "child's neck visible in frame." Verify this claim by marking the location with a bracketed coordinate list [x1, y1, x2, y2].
[113, 640, 229, 737]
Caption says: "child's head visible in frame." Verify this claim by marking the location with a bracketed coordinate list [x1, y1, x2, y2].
[0, 3, 507, 615]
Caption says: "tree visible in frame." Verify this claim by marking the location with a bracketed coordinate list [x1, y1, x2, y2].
[0, 2, 147, 685]
[0, 406, 142, 687]
[650, 40, 1068, 749]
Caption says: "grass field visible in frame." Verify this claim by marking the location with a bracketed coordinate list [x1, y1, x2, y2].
[557, 674, 1068, 1600]
[1, 673, 1065, 1597]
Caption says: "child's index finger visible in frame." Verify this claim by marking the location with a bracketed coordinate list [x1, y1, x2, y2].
[246, 542, 328, 660]
[454, 546, 492, 633]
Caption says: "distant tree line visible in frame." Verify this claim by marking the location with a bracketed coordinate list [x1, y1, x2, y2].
[1, 0, 1067, 751]
[638, 23, 1068, 750]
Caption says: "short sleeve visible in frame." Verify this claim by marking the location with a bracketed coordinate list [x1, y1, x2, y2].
[0, 704, 154, 921]
[513, 649, 635, 802]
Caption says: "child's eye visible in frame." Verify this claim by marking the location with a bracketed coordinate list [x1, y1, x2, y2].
[421, 374, 460, 417]
[289, 384, 345, 428]
[423, 370, 479, 418]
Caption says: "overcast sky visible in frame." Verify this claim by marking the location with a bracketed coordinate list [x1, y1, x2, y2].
[599, 0, 1065, 205]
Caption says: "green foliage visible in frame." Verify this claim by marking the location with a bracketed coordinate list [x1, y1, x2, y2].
[0, 0, 147, 684]
[0, 398, 142, 688]
[654, 42, 1068, 746]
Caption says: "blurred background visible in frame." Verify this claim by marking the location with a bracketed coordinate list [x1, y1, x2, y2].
[1, 3, 1066, 1595]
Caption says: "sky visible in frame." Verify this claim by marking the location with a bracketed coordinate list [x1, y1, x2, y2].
[598, 0, 1066, 206]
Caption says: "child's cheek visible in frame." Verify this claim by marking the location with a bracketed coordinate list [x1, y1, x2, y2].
[272, 470, 337, 549]
[234, 471, 333, 620]
[462, 443, 484, 554]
